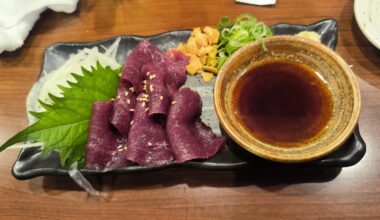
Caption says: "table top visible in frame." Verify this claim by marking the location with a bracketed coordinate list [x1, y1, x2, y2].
[1, 0, 380, 219]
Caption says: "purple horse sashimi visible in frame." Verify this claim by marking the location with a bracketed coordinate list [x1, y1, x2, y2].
[111, 40, 161, 135]
[126, 93, 174, 166]
[86, 102, 117, 169]
[142, 50, 188, 117]
[110, 41, 188, 134]
[120, 40, 165, 93]
[86, 101, 129, 169]
[110, 83, 136, 136]
[86, 41, 222, 170]
[142, 63, 171, 117]
[166, 88, 225, 162]
[165, 49, 189, 94]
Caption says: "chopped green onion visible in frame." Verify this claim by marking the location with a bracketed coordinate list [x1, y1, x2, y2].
[215, 14, 273, 69]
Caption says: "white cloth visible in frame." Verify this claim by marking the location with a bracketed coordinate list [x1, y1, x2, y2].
[0, 0, 78, 54]
[236, 0, 277, 5]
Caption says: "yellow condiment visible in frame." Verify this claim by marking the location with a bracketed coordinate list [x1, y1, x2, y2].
[176, 26, 220, 83]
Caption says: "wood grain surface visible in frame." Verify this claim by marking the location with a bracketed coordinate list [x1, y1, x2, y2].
[1, 0, 380, 219]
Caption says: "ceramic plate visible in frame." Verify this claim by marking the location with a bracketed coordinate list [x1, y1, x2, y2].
[355, 0, 380, 49]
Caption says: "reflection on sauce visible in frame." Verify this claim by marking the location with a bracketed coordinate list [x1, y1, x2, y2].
[232, 59, 333, 146]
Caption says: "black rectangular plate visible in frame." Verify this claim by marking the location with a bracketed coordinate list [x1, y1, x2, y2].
[12, 19, 366, 180]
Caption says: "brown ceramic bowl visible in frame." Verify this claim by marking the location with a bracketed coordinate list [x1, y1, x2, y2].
[214, 35, 361, 163]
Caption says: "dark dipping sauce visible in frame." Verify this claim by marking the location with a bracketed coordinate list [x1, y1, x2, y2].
[232, 60, 333, 147]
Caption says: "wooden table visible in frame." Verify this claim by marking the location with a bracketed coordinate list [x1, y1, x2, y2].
[1, 0, 380, 219]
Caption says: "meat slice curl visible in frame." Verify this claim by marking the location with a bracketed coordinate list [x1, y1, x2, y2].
[126, 93, 174, 166]
[166, 88, 225, 162]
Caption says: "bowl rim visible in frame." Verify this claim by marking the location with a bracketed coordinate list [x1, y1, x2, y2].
[214, 35, 361, 163]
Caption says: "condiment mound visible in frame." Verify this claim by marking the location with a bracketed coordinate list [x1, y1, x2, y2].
[12, 19, 366, 180]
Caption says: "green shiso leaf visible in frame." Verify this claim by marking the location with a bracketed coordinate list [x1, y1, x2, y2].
[0, 62, 121, 169]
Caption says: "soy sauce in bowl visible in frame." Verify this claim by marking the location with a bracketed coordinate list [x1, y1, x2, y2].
[215, 36, 361, 162]
[232, 59, 333, 147]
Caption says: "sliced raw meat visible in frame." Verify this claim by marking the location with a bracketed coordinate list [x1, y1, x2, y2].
[166, 88, 225, 162]
[126, 93, 174, 166]
[86, 101, 130, 169]
[105, 137, 130, 169]
[143, 63, 171, 117]
[165, 49, 189, 93]
[110, 82, 136, 136]
[120, 40, 164, 93]
[141, 50, 188, 117]
[86, 101, 118, 170]
[86, 41, 221, 170]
